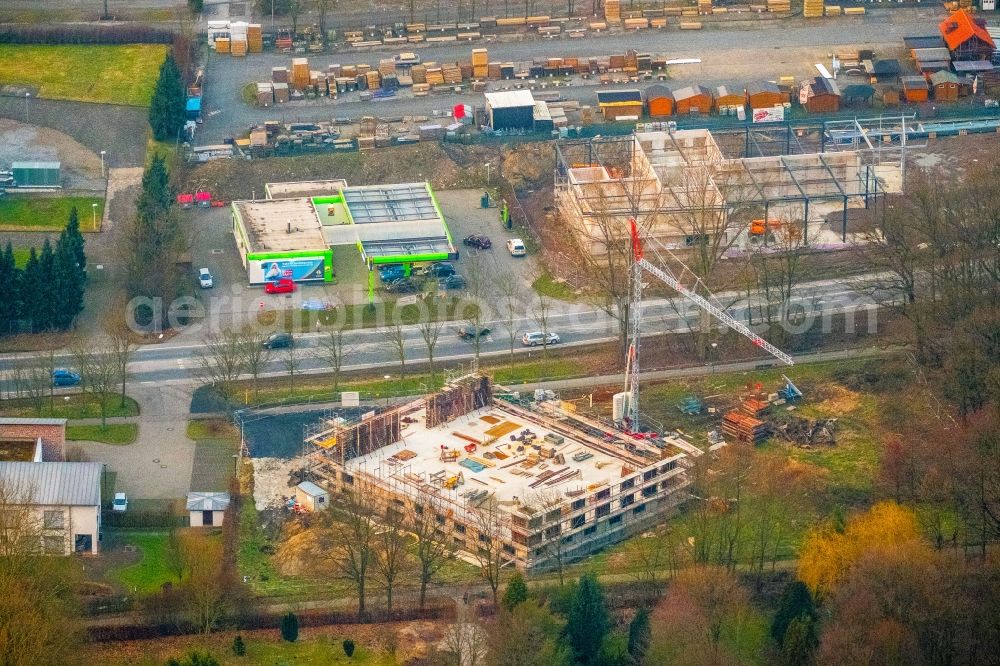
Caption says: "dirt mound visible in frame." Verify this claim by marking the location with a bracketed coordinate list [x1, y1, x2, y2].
[501, 143, 556, 192]
[274, 522, 334, 578]
[812, 384, 861, 415]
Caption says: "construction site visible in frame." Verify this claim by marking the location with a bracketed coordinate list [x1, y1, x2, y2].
[554, 123, 907, 254]
[304, 376, 696, 571]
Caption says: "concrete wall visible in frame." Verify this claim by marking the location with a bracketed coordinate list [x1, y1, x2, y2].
[39, 504, 100, 555]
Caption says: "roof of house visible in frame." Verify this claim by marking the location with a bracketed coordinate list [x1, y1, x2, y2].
[484, 90, 536, 109]
[904, 35, 947, 50]
[952, 60, 995, 72]
[714, 85, 743, 100]
[297, 481, 327, 496]
[871, 59, 902, 76]
[841, 83, 876, 99]
[11, 161, 60, 170]
[596, 89, 643, 104]
[809, 77, 841, 96]
[643, 84, 673, 100]
[930, 70, 962, 85]
[672, 85, 712, 101]
[902, 75, 929, 89]
[939, 10, 996, 51]
[0, 417, 67, 427]
[0, 462, 103, 506]
[747, 80, 780, 96]
[187, 491, 231, 512]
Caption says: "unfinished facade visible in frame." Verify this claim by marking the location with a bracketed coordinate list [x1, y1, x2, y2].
[306, 376, 693, 571]
[555, 127, 902, 255]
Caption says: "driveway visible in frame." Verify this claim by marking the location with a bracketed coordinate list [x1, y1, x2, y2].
[75, 383, 196, 500]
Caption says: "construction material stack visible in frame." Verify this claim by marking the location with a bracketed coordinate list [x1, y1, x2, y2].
[803, 0, 824, 17]
[605, 0, 621, 22]
[215, 37, 230, 53]
[292, 58, 310, 90]
[248, 24, 263, 53]
[443, 63, 462, 84]
[472, 48, 489, 79]
[230, 21, 248, 57]
[722, 411, 769, 444]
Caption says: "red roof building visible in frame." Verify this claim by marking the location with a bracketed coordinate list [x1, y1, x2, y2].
[939, 10, 996, 61]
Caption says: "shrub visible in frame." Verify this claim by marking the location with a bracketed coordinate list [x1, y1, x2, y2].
[232, 635, 246, 656]
[280, 612, 298, 642]
[342, 638, 355, 657]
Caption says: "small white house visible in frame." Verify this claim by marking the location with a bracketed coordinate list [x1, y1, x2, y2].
[0, 461, 104, 554]
[186, 491, 230, 527]
[295, 481, 329, 512]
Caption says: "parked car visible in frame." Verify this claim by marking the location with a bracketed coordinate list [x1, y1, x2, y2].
[457, 325, 491, 341]
[264, 278, 296, 294]
[384, 277, 420, 293]
[463, 234, 492, 250]
[507, 238, 526, 256]
[198, 267, 214, 289]
[378, 264, 407, 282]
[438, 275, 468, 290]
[522, 331, 560, 346]
[413, 262, 455, 278]
[263, 332, 294, 349]
[52, 368, 81, 387]
[112, 492, 128, 513]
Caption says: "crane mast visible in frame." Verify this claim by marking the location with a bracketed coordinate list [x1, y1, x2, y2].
[622, 218, 794, 428]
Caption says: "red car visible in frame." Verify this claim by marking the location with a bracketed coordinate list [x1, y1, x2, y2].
[264, 278, 296, 294]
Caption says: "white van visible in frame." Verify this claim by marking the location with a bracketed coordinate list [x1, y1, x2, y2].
[507, 238, 526, 256]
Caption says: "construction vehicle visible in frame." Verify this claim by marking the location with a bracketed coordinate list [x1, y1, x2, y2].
[620, 218, 794, 429]
[444, 472, 465, 489]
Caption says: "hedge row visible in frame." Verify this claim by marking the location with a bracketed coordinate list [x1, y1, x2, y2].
[0, 24, 175, 45]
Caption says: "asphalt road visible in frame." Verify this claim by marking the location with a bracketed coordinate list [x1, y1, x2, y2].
[199, 8, 942, 142]
[0, 274, 888, 387]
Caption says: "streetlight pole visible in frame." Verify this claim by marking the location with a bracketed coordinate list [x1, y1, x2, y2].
[24, 93, 30, 124]
[383, 374, 391, 407]
[711, 342, 718, 374]
[485, 162, 490, 185]
[92, 202, 98, 230]
[100, 150, 106, 180]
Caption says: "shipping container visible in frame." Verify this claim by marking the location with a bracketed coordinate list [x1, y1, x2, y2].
[12, 161, 60, 188]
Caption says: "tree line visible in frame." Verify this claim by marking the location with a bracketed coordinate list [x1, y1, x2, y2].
[0, 208, 86, 336]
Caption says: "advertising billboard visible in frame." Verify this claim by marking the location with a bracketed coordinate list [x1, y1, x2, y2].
[752, 106, 785, 123]
[248, 255, 327, 283]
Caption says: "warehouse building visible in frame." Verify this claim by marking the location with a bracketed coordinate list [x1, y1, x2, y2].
[485, 90, 536, 130]
[305, 376, 694, 571]
[231, 180, 456, 284]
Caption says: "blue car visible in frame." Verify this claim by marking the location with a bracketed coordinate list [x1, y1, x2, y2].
[378, 265, 407, 282]
[52, 368, 81, 387]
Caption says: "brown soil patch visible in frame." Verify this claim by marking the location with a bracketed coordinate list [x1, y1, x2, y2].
[811, 384, 861, 415]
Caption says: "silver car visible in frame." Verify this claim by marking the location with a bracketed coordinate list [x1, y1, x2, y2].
[522, 331, 560, 346]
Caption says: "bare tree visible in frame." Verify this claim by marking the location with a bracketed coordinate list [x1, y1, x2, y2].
[105, 320, 136, 409]
[238, 326, 273, 402]
[329, 484, 377, 619]
[195, 328, 247, 392]
[11, 357, 48, 415]
[470, 497, 511, 605]
[381, 324, 408, 378]
[313, 0, 335, 44]
[419, 317, 444, 384]
[533, 293, 555, 358]
[82, 347, 122, 427]
[495, 272, 523, 366]
[374, 503, 411, 613]
[461, 253, 491, 367]
[282, 342, 300, 395]
[177, 530, 242, 633]
[318, 326, 350, 391]
[0, 477, 41, 558]
[411, 493, 456, 609]
[442, 620, 488, 666]
[524, 489, 568, 585]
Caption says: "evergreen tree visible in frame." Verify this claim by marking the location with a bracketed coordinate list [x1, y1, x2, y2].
[627, 607, 651, 664]
[567, 573, 610, 666]
[771, 581, 816, 647]
[21, 248, 41, 332]
[280, 612, 298, 642]
[137, 155, 172, 224]
[502, 571, 529, 611]
[53, 233, 84, 330]
[0, 243, 18, 335]
[36, 239, 57, 331]
[149, 54, 186, 142]
[779, 615, 818, 666]
[63, 206, 86, 275]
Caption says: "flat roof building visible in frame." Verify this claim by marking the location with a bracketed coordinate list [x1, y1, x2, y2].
[231, 180, 456, 284]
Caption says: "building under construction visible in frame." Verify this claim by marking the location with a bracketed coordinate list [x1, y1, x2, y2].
[555, 126, 904, 254]
[305, 376, 694, 571]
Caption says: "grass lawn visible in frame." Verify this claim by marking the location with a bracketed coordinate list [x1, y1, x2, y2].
[82, 629, 397, 666]
[66, 423, 138, 445]
[532, 270, 580, 301]
[187, 418, 239, 441]
[0, 195, 104, 232]
[108, 531, 176, 595]
[0, 392, 139, 419]
[0, 44, 166, 106]
[190, 438, 239, 492]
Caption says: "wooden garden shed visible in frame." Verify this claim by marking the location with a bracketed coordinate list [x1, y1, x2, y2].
[673, 85, 713, 115]
[901, 76, 929, 103]
[746, 80, 784, 109]
[644, 84, 674, 117]
[596, 89, 644, 120]
[930, 70, 960, 101]
[714, 85, 745, 112]
[940, 9, 996, 61]
[801, 77, 840, 113]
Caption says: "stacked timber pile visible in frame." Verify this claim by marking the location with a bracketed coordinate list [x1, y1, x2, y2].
[442, 63, 463, 84]
[803, 0, 824, 17]
[741, 398, 771, 418]
[605, 0, 621, 21]
[472, 48, 489, 78]
[411, 64, 427, 84]
[722, 411, 769, 444]
[291, 58, 310, 89]
[768, 0, 791, 11]
[248, 24, 263, 53]
[378, 59, 397, 77]
[426, 65, 445, 85]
